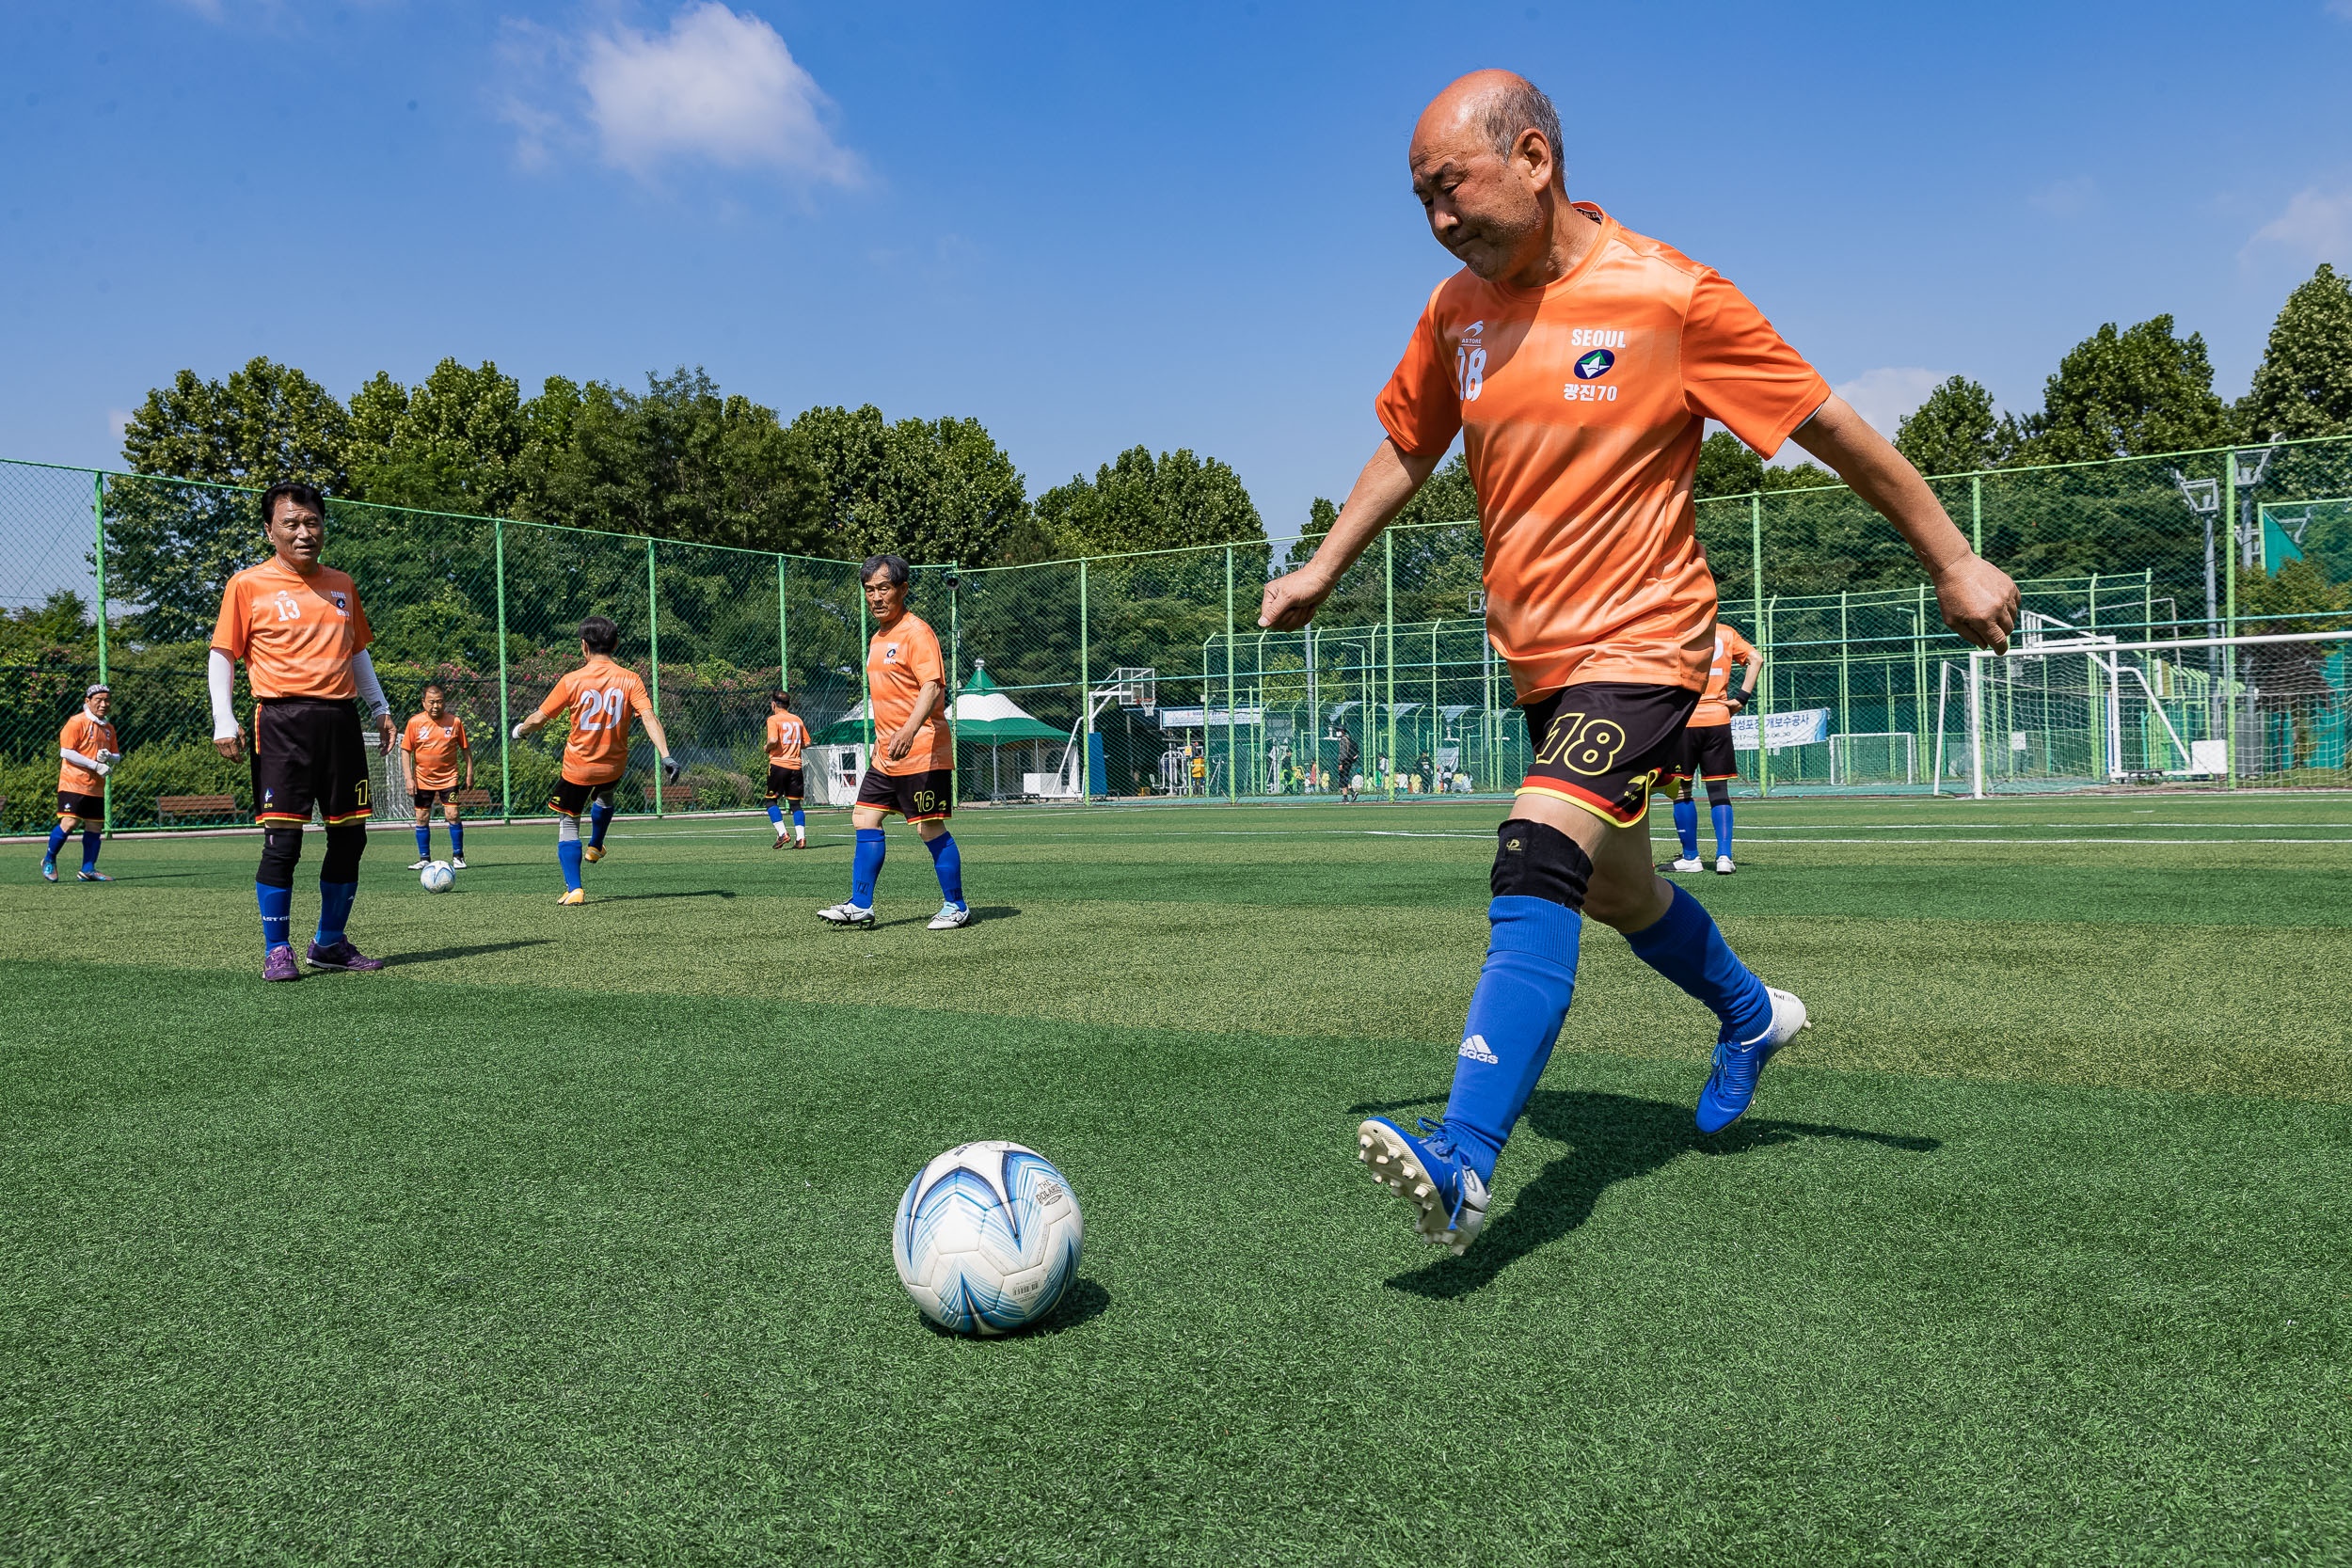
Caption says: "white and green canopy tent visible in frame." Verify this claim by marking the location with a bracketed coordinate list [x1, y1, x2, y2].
[815, 663, 1063, 800]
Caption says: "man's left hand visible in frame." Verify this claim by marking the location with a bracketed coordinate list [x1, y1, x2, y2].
[376, 713, 398, 753]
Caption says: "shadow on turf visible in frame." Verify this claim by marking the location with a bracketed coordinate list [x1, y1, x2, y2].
[1347, 1088, 1938, 1300]
[386, 939, 555, 967]
[593, 889, 737, 903]
[916, 1278, 1112, 1339]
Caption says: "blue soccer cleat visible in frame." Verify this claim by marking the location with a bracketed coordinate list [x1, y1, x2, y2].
[75, 869, 112, 882]
[1356, 1116, 1490, 1255]
[40, 858, 58, 883]
[1695, 986, 1810, 1133]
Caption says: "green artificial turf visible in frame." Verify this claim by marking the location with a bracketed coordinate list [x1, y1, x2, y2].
[2, 796, 2348, 1565]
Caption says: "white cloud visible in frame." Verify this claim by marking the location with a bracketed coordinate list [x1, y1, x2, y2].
[2029, 175, 2097, 219]
[1762, 367, 1942, 466]
[576, 4, 859, 183]
[2243, 185, 2352, 265]
[106, 409, 133, 442]
[2329, 0, 2352, 21]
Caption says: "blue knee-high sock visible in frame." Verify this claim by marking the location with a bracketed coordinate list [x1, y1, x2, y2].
[557, 815, 583, 891]
[316, 881, 357, 947]
[768, 803, 784, 827]
[1673, 798, 1698, 859]
[45, 823, 68, 861]
[588, 800, 612, 849]
[415, 823, 432, 860]
[1623, 882, 1772, 1043]
[1441, 896, 1582, 1182]
[925, 832, 964, 907]
[448, 819, 463, 857]
[851, 828, 885, 906]
[81, 830, 101, 871]
[790, 806, 804, 831]
[257, 882, 293, 951]
[1711, 803, 1734, 860]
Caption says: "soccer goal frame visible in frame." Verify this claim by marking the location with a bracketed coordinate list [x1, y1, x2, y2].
[1948, 628, 2352, 798]
[1828, 731, 1916, 786]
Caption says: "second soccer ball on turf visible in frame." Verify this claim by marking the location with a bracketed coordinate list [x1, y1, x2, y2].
[893, 1140, 1083, 1336]
[419, 860, 455, 893]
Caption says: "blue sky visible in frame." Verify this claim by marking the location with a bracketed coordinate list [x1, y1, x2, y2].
[6, 0, 2351, 547]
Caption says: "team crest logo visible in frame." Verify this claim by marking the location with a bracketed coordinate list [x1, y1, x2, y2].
[1573, 349, 1615, 380]
[883, 645, 899, 662]
[328, 591, 349, 615]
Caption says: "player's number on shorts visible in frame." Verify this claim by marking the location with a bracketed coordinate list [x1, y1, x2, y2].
[577, 687, 626, 732]
[911, 789, 940, 816]
[1537, 711, 1628, 778]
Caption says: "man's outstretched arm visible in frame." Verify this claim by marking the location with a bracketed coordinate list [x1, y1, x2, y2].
[1259, 438, 1443, 631]
[1788, 395, 2018, 652]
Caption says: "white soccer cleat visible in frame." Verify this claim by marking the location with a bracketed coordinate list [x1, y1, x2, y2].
[1670, 855, 1703, 874]
[449, 856, 467, 869]
[1715, 855, 1737, 875]
[406, 858, 431, 871]
[818, 900, 875, 927]
[1355, 1117, 1490, 1255]
[928, 902, 971, 930]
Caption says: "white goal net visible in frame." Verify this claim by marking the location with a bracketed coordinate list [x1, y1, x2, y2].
[1934, 629, 2352, 796]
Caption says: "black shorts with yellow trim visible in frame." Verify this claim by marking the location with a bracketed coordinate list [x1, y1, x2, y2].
[856, 767, 952, 823]
[56, 790, 103, 820]
[1518, 682, 1700, 827]
[1667, 722, 1740, 784]
[252, 696, 372, 825]
[548, 776, 618, 817]
[764, 765, 806, 803]
[412, 786, 462, 810]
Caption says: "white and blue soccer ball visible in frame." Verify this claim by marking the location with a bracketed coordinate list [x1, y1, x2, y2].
[419, 861, 455, 893]
[893, 1140, 1083, 1336]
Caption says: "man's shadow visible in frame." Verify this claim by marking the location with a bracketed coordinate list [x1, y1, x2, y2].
[1348, 1088, 1938, 1300]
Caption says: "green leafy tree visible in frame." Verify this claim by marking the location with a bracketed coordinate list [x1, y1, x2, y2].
[1036, 446, 1263, 558]
[1693, 430, 1765, 498]
[2240, 264, 2352, 440]
[1895, 376, 2024, 475]
[348, 358, 530, 515]
[781, 404, 1028, 565]
[2016, 315, 2236, 463]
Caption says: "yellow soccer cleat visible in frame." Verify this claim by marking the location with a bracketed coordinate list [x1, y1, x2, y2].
[582, 846, 606, 863]
[557, 888, 586, 906]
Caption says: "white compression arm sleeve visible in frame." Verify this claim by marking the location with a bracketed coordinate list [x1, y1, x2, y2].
[208, 648, 238, 740]
[350, 650, 389, 721]
[60, 748, 102, 771]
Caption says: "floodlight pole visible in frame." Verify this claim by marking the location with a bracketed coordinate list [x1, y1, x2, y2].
[92, 472, 111, 834]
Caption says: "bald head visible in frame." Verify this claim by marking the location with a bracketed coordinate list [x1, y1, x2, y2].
[1407, 71, 1582, 287]
[1413, 71, 1565, 194]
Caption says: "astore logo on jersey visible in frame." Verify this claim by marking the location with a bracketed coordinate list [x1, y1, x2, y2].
[1455, 320, 1487, 403]
[1573, 349, 1615, 380]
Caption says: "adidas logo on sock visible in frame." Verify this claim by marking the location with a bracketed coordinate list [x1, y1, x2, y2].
[1457, 1034, 1500, 1063]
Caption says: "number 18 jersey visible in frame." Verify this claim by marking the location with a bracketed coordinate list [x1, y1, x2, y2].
[533, 656, 654, 785]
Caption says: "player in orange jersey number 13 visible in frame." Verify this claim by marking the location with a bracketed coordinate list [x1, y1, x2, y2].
[207, 481, 400, 981]
[1258, 70, 2018, 1256]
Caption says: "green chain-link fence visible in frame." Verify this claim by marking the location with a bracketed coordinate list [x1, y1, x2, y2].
[7, 432, 2352, 832]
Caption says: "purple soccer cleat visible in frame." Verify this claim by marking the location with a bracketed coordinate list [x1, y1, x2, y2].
[262, 945, 302, 982]
[306, 940, 386, 973]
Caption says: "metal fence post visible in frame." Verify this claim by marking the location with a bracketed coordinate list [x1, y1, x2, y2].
[776, 554, 789, 689]
[1384, 531, 1396, 801]
[646, 535, 663, 816]
[1225, 543, 1237, 803]
[495, 517, 512, 823]
[1970, 473, 1983, 556]
[1750, 493, 1767, 797]
[1077, 558, 1091, 799]
[92, 471, 112, 833]
[2223, 448, 2238, 786]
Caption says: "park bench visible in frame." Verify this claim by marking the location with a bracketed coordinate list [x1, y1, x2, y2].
[448, 788, 493, 811]
[644, 783, 695, 810]
[158, 793, 239, 824]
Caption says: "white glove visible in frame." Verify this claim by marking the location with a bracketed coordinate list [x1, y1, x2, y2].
[512, 721, 529, 740]
[93, 760, 112, 777]
[100, 750, 121, 766]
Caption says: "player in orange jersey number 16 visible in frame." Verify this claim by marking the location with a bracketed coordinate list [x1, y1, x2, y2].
[1258, 70, 2017, 1257]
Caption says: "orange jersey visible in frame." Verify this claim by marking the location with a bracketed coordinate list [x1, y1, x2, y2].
[866, 613, 951, 775]
[1375, 205, 1828, 702]
[1692, 626, 1760, 727]
[57, 710, 119, 795]
[211, 557, 373, 700]
[402, 712, 470, 790]
[533, 657, 655, 786]
[767, 709, 808, 768]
